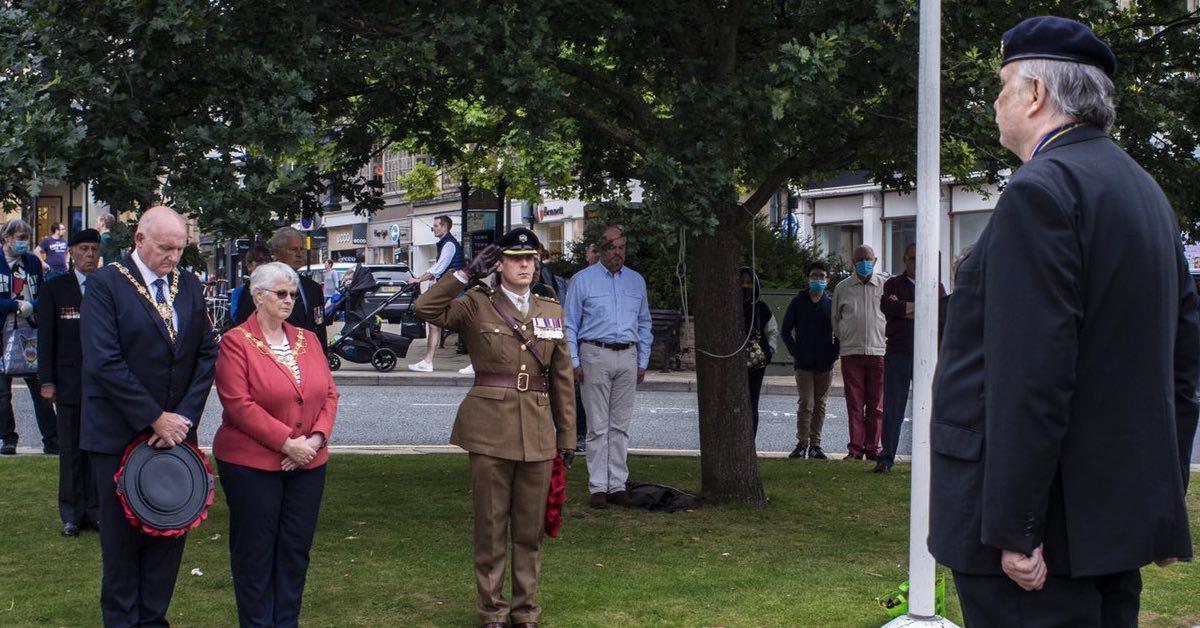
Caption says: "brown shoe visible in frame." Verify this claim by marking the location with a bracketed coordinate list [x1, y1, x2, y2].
[608, 490, 633, 507]
[590, 492, 608, 509]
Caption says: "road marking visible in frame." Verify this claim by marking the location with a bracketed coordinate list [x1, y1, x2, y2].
[411, 403, 459, 407]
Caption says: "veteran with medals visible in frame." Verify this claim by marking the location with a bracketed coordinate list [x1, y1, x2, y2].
[413, 227, 576, 628]
[81, 206, 218, 627]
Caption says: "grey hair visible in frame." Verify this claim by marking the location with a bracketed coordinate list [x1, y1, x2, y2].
[249, 261, 299, 294]
[1017, 59, 1116, 131]
[268, 226, 303, 251]
[1, 218, 32, 240]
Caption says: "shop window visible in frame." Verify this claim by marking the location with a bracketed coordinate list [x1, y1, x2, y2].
[885, 219, 917, 276]
[952, 212, 991, 262]
[547, 223, 565, 256]
[814, 223, 862, 266]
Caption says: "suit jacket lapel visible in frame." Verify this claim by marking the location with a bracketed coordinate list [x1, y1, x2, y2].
[118, 257, 174, 347]
[172, 274, 190, 353]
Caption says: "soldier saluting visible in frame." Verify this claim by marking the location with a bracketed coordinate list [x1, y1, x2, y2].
[413, 227, 575, 628]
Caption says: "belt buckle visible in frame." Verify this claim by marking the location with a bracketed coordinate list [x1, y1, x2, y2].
[516, 372, 530, 392]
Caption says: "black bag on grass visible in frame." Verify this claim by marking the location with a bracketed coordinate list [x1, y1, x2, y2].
[625, 482, 704, 512]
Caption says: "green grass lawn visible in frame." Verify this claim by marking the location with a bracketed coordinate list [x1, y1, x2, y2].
[1, 454, 1197, 627]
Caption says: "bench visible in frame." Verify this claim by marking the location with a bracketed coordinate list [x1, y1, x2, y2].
[650, 309, 689, 372]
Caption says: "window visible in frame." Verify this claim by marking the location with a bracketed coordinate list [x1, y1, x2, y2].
[383, 151, 419, 194]
[885, 219, 917, 276]
[814, 223, 862, 265]
[547, 223, 565, 256]
[952, 212, 991, 262]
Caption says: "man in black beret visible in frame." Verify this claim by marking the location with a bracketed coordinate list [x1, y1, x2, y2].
[929, 15, 1198, 625]
[37, 228, 102, 536]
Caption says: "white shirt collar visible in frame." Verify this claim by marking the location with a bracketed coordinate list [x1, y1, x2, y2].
[74, 269, 89, 287]
[500, 284, 530, 311]
[131, 249, 166, 287]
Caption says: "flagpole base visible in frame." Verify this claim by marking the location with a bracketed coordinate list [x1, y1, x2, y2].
[882, 614, 960, 628]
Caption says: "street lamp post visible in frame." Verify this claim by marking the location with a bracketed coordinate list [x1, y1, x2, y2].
[460, 175, 471, 258]
[496, 175, 507, 241]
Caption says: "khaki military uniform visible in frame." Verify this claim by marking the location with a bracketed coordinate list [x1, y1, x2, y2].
[413, 273, 575, 625]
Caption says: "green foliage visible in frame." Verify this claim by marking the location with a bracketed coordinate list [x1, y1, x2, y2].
[737, 218, 849, 293]
[397, 162, 441, 201]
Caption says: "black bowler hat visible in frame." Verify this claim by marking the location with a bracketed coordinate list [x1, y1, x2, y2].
[1001, 16, 1116, 78]
[115, 435, 215, 537]
[68, 228, 100, 247]
[497, 227, 541, 256]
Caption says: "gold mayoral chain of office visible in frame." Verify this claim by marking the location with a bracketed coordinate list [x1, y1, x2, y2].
[114, 264, 180, 343]
[237, 327, 307, 383]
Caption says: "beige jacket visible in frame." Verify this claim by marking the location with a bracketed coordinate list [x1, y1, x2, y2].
[414, 274, 576, 461]
[831, 272, 887, 357]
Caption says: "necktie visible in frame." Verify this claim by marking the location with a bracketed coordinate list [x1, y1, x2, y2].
[152, 278, 167, 304]
[78, 277, 86, 295]
[517, 295, 528, 317]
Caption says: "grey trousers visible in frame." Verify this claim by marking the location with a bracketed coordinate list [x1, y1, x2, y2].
[579, 343, 638, 494]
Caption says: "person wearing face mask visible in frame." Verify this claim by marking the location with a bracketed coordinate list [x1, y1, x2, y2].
[739, 267, 778, 439]
[831, 244, 887, 461]
[0, 218, 58, 456]
[781, 262, 839, 459]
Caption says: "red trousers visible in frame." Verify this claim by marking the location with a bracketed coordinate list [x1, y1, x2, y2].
[841, 355, 884, 456]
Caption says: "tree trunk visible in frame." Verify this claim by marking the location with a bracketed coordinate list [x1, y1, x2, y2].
[691, 205, 766, 505]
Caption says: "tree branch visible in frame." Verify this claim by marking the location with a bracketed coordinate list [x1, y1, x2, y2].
[561, 98, 652, 156]
[742, 155, 803, 214]
[553, 56, 661, 137]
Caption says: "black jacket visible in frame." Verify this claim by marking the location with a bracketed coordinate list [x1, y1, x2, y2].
[36, 271, 85, 404]
[236, 273, 328, 353]
[928, 125, 1199, 577]
[781, 290, 838, 372]
[80, 256, 219, 455]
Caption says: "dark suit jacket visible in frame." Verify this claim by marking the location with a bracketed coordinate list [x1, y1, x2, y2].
[36, 272, 85, 404]
[928, 125, 1200, 577]
[235, 273, 327, 353]
[80, 257, 219, 455]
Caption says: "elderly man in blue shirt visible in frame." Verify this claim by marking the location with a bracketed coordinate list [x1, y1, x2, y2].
[563, 225, 653, 509]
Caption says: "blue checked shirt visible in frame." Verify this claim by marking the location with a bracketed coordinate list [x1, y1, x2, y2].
[563, 263, 653, 369]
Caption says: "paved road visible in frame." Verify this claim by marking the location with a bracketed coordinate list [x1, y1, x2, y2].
[6, 386, 897, 456]
[8, 385, 1200, 464]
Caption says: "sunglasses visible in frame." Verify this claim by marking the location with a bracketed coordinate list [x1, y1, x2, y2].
[268, 290, 299, 300]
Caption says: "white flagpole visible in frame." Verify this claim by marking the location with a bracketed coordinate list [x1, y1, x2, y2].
[883, 0, 957, 624]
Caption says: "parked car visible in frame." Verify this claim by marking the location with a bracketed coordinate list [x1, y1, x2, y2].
[361, 263, 420, 324]
[299, 262, 357, 287]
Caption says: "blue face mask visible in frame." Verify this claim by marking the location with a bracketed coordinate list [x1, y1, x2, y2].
[808, 279, 827, 293]
[10, 240, 29, 256]
[854, 260, 874, 276]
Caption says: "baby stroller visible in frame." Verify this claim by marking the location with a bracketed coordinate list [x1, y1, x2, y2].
[325, 264, 421, 372]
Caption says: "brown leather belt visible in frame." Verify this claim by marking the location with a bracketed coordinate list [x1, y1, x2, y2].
[474, 371, 549, 392]
[584, 339, 633, 351]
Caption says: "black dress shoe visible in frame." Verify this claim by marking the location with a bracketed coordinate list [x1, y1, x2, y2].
[61, 522, 80, 537]
[872, 461, 892, 474]
[0, 443, 15, 455]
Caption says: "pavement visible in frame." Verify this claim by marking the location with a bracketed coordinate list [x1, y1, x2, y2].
[332, 331, 845, 396]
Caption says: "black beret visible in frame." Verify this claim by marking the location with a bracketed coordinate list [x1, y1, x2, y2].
[496, 227, 540, 255]
[68, 228, 100, 247]
[1001, 16, 1116, 78]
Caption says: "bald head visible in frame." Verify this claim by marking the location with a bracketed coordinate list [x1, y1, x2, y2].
[135, 205, 187, 276]
[852, 244, 877, 281]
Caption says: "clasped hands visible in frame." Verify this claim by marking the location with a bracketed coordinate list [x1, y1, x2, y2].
[148, 412, 192, 448]
[281, 434, 324, 471]
[1003, 544, 1178, 591]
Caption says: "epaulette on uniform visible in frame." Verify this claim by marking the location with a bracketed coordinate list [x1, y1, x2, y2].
[533, 294, 559, 304]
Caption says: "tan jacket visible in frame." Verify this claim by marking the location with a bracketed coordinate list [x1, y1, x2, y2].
[414, 274, 576, 461]
[831, 272, 887, 357]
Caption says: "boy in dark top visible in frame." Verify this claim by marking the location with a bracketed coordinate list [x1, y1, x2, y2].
[781, 262, 839, 459]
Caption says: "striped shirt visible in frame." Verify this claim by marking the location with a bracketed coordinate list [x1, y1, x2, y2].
[269, 337, 301, 384]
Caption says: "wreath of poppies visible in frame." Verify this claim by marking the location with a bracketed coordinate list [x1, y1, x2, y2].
[114, 434, 215, 538]
[544, 453, 568, 538]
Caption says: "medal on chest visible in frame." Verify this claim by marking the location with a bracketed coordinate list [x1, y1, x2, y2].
[532, 317, 563, 340]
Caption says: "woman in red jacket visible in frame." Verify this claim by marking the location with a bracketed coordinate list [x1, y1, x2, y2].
[214, 261, 339, 628]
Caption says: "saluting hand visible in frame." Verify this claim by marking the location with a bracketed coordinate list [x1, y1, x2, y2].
[1001, 545, 1047, 591]
[464, 244, 502, 281]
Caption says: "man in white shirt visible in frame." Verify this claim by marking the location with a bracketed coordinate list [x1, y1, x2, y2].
[408, 215, 464, 372]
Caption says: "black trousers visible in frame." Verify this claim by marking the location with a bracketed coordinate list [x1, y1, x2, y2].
[56, 403, 98, 526]
[878, 351, 913, 467]
[748, 366, 767, 436]
[92, 452, 188, 628]
[953, 569, 1141, 628]
[0, 374, 57, 449]
[218, 460, 327, 628]
[574, 385, 588, 443]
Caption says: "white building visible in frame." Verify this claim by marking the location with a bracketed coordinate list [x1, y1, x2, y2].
[796, 173, 1000, 282]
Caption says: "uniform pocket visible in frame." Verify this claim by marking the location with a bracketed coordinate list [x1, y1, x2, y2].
[466, 386, 507, 401]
